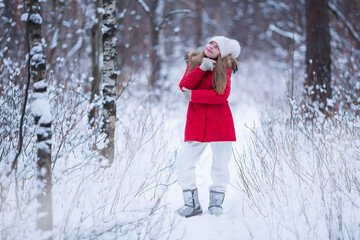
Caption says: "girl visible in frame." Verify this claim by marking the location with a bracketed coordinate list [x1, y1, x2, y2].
[177, 36, 240, 218]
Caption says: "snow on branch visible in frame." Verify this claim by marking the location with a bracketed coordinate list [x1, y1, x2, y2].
[328, 2, 360, 47]
[33, 79, 47, 90]
[32, 95, 51, 118]
[265, 24, 301, 43]
[135, 0, 190, 31]
[20, 12, 43, 24]
[158, 9, 191, 30]
[30, 13, 42, 24]
[66, 37, 83, 60]
[30, 44, 45, 68]
[136, 0, 150, 13]
[21, 13, 29, 21]
[166, 9, 191, 16]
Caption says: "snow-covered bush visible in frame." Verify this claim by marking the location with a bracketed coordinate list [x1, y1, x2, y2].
[0, 73, 178, 239]
[0, 54, 39, 237]
[235, 105, 360, 239]
[49, 80, 178, 239]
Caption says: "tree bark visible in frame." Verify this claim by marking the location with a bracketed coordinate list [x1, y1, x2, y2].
[89, 0, 102, 129]
[195, 0, 204, 47]
[149, 0, 162, 87]
[26, 0, 53, 236]
[101, 0, 117, 164]
[149, 28, 160, 87]
[305, 0, 332, 116]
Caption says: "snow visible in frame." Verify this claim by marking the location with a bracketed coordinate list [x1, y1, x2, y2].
[50, 28, 59, 50]
[31, 97, 52, 124]
[2, 52, 360, 239]
[21, 13, 29, 21]
[266, 24, 301, 42]
[66, 37, 83, 59]
[30, 13, 43, 24]
[137, 0, 150, 13]
[30, 45, 45, 67]
[101, 25, 110, 34]
[118, 9, 127, 19]
[33, 79, 47, 90]
[30, 44, 44, 55]
[97, 7, 105, 15]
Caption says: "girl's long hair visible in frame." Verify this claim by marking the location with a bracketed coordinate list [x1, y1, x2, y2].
[186, 51, 236, 94]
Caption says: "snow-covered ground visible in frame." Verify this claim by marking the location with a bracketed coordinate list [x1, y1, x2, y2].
[2, 55, 359, 239]
[122, 55, 360, 240]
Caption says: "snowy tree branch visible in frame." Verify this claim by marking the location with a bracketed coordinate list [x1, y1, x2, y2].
[328, 2, 360, 47]
[66, 37, 84, 60]
[158, 9, 191, 30]
[265, 24, 301, 43]
[135, 0, 190, 31]
[136, 0, 151, 19]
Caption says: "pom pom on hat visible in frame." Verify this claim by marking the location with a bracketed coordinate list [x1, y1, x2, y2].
[229, 39, 241, 58]
[208, 36, 241, 58]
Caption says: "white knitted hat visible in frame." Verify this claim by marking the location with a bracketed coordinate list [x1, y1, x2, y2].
[208, 36, 241, 58]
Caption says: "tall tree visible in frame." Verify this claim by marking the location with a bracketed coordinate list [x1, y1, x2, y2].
[89, 0, 102, 129]
[194, 0, 204, 47]
[25, 0, 53, 235]
[101, 0, 117, 164]
[305, 0, 332, 116]
[149, 0, 163, 87]
[136, 0, 190, 87]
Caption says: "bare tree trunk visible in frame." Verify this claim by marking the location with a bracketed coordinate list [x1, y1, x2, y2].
[26, 0, 53, 236]
[136, 0, 189, 87]
[149, 0, 162, 87]
[305, 0, 332, 116]
[195, 0, 204, 47]
[101, 0, 117, 164]
[89, 0, 102, 129]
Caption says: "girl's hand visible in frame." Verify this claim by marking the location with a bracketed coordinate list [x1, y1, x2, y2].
[182, 87, 192, 101]
[199, 58, 216, 71]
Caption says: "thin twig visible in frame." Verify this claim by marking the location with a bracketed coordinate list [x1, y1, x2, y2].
[10, 2, 31, 173]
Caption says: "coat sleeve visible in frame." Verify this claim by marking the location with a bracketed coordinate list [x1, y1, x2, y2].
[179, 65, 206, 92]
[191, 68, 232, 104]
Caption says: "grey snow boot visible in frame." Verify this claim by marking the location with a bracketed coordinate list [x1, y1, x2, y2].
[177, 189, 202, 218]
[208, 190, 225, 216]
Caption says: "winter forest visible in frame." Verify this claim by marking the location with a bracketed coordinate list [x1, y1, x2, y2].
[1, 0, 360, 239]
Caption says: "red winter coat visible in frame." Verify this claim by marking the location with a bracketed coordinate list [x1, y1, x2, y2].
[179, 54, 237, 142]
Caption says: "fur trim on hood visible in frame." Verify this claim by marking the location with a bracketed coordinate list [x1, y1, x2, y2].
[184, 50, 238, 73]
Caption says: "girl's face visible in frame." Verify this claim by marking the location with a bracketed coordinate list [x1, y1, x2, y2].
[204, 41, 220, 59]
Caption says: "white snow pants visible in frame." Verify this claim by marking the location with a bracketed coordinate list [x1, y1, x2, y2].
[177, 141, 232, 193]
